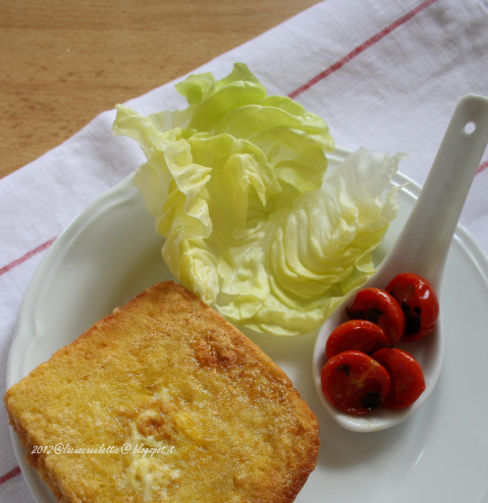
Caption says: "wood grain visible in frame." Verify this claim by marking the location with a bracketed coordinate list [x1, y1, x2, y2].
[0, 0, 320, 178]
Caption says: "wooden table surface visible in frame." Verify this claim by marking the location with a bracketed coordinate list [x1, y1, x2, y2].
[0, 0, 320, 179]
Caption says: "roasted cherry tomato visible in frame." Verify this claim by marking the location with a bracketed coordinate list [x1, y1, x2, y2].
[372, 347, 425, 409]
[348, 287, 406, 344]
[325, 319, 389, 360]
[321, 350, 391, 415]
[386, 272, 439, 342]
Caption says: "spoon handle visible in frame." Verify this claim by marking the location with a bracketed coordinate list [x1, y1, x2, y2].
[383, 94, 488, 289]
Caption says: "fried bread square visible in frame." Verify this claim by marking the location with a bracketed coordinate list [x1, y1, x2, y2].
[5, 281, 319, 503]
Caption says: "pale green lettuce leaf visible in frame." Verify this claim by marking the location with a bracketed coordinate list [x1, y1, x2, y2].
[113, 63, 402, 336]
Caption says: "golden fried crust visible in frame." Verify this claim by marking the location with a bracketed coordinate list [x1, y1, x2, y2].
[5, 281, 319, 503]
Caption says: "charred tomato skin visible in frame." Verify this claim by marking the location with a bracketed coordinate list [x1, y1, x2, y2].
[372, 347, 426, 409]
[348, 287, 406, 344]
[325, 319, 389, 360]
[321, 350, 391, 415]
[386, 272, 439, 342]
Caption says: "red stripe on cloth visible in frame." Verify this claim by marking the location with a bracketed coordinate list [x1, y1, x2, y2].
[477, 159, 488, 174]
[288, 0, 439, 99]
[0, 466, 21, 486]
[0, 236, 57, 277]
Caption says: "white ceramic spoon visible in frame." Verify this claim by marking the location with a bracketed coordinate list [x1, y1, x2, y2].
[312, 94, 488, 432]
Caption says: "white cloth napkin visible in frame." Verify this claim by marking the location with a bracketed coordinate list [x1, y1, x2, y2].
[1, 0, 487, 499]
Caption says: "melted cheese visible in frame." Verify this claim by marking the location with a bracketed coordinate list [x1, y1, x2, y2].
[126, 406, 180, 501]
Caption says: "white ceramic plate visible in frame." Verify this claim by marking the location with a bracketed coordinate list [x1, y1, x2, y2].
[7, 147, 488, 503]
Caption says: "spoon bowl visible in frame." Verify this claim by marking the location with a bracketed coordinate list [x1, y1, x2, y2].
[313, 94, 488, 432]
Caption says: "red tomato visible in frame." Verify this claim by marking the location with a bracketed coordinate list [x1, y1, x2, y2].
[372, 347, 425, 409]
[348, 288, 406, 344]
[321, 350, 391, 415]
[386, 272, 439, 342]
[325, 320, 389, 360]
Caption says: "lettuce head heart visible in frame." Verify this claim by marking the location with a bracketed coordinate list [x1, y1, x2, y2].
[113, 63, 403, 336]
